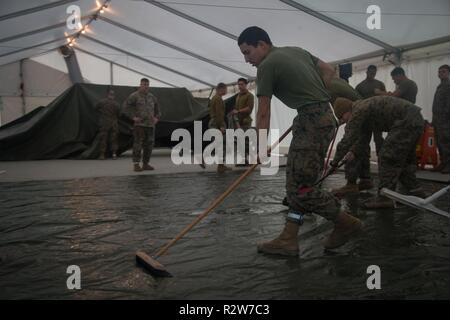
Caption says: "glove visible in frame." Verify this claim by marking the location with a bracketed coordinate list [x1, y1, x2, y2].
[329, 160, 339, 168]
[344, 151, 355, 162]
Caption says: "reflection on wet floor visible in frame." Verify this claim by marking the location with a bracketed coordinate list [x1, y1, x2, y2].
[0, 169, 449, 299]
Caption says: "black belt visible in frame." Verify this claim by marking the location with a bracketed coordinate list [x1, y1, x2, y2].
[297, 101, 331, 111]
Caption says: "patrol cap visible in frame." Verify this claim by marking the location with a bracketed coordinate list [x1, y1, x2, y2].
[332, 97, 354, 119]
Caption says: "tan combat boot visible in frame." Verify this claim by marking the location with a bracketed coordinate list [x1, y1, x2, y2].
[142, 163, 155, 171]
[362, 195, 395, 209]
[332, 183, 359, 197]
[133, 163, 142, 172]
[257, 221, 300, 256]
[358, 179, 374, 191]
[217, 164, 232, 173]
[323, 212, 362, 249]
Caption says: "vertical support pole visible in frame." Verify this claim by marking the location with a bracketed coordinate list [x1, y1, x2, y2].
[110, 62, 114, 85]
[19, 59, 26, 115]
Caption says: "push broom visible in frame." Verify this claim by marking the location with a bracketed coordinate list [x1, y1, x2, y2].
[136, 127, 292, 277]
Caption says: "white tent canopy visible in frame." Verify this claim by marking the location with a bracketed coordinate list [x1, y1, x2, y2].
[0, 0, 449, 141]
[1, 0, 449, 87]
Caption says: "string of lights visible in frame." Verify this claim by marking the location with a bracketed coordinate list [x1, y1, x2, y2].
[66, 0, 111, 47]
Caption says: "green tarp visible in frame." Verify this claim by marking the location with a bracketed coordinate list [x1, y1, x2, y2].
[0, 83, 210, 160]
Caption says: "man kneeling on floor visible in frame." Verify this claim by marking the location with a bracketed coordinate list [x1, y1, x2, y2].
[330, 96, 426, 209]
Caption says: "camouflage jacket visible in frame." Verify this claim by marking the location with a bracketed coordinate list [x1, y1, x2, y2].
[334, 96, 423, 163]
[96, 98, 120, 122]
[432, 79, 450, 124]
[124, 90, 161, 127]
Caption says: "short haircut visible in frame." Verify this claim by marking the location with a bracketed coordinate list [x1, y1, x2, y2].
[391, 67, 405, 76]
[438, 64, 450, 72]
[140, 78, 149, 84]
[216, 82, 227, 89]
[237, 78, 248, 84]
[367, 65, 377, 71]
[238, 26, 272, 47]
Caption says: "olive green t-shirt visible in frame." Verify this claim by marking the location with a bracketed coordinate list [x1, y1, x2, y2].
[328, 77, 362, 103]
[235, 91, 254, 127]
[208, 94, 225, 129]
[256, 46, 330, 109]
[355, 79, 386, 98]
[397, 78, 418, 103]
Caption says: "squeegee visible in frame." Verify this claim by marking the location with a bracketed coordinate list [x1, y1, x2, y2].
[380, 185, 450, 219]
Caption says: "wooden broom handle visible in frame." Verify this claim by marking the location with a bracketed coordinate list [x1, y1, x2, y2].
[155, 127, 292, 257]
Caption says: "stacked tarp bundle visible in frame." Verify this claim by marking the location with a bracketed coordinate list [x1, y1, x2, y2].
[0, 83, 209, 160]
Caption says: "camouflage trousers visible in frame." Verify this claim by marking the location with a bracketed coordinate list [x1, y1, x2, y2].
[435, 122, 450, 166]
[208, 122, 228, 163]
[286, 103, 340, 221]
[243, 126, 255, 161]
[98, 120, 118, 155]
[373, 130, 384, 155]
[133, 126, 154, 164]
[235, 125, 255, 163]
[378, 110, 424, 192]
[345, 144, 371, 183]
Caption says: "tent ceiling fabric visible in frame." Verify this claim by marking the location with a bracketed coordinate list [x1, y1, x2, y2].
[79, 35, 213, 88]
[0, 0, 78, 21]
[0, 0, 449, 90]
[81, 21, 243, 86]
[293, 0, 450, 47]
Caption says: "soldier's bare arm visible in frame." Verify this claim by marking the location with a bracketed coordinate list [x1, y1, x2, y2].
[256, 96, 271, 130]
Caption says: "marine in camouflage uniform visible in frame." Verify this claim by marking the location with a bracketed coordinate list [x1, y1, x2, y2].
[124, 78, 161, 172]
[238, 26, 362, 256]
[331, 96, 425, 209]
[232, 78, 255, 165]
[328, 78, 373, 195]
[432, 65, 450, 173]
[208, 83, 231, 173]
[355, 65, 386, 155]
[96, 90, 120, 160]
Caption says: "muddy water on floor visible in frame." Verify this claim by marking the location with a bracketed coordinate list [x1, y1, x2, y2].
[1, 170, 449, 299]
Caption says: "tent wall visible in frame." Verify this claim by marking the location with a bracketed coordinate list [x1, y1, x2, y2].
[0, 48, 174, 126]
[0, 58, 72, 126]
[349, 53, 450, 121]
[29, 49, 174, 87]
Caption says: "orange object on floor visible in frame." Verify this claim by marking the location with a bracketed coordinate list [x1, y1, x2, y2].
[416, 121, 438, 170]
